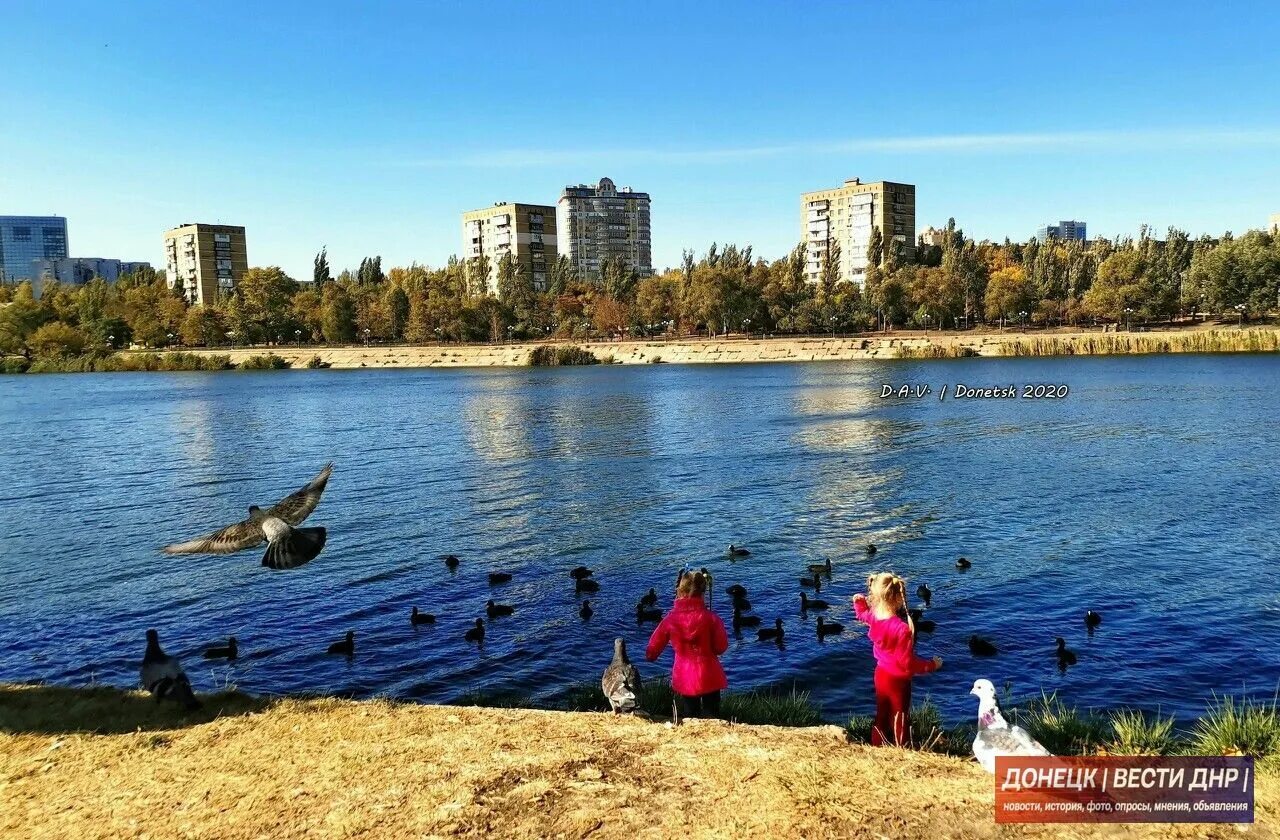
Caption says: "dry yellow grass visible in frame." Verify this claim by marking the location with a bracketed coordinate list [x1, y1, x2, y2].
[1, 684, 1274, 839]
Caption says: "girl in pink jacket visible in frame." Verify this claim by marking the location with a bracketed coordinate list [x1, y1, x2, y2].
[853, 572, 941, 746]
[646, 570, 728, 722]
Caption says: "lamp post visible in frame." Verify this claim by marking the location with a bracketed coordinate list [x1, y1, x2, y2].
[1018, 311, 1028, 331]
[507, 324, 514, 344]
[1198, 294, 1206, 324]
[166, 332, 174, 347]
[363, 327, 370, 347]
[922, 312, 931, 337]
[829, 315, 837, 338]
[1235, 303, 1246, 327]
[742, 318, 751, 339]
[435, 327, 443, 344]
[108, 334, 115, 349]
[1124, 307, 1134, 332]
[295, 329, 302, 344]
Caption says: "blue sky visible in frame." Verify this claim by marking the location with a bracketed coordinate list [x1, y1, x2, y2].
[2, 1, 1278, 280]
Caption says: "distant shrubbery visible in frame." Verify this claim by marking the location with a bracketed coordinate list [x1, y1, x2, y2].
[528, 345, 599, 366]
[305, 355, 331, 369]
[7, 351, 235, 374]
[238, 354, 292, 370]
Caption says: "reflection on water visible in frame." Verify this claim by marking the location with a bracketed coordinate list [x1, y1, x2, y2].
[1, 356, 1278, 724]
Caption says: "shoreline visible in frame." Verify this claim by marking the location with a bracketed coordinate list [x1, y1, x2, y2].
[155, 326, 1280, 370]
[1, 684, 1273, 838]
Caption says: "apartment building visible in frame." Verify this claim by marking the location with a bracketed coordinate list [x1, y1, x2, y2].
[1035, 220, 1087, 241]
[0, 215, 69, 283]
[556, 177, 652, 283]
[163, 223, 247, 306]
[461, 203, 558, 295]
[919, 226, 947, 248]
[801, 179, 915, 286]
[31, 257, 151, 296]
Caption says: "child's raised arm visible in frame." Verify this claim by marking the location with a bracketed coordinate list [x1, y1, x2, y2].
[852, 593, 872, 624]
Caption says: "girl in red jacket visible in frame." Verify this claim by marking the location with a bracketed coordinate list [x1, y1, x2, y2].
[646, 570, 728, 723]
[853, 572, 942, 746]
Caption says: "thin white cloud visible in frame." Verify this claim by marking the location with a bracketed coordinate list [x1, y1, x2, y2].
[396, 128, 1280, 168]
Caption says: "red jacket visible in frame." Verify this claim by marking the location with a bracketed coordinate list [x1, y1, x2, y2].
[645, 595, 729, 696]
[853, 597, 938, 679]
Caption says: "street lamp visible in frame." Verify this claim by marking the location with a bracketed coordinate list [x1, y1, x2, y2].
[922, 312, 931, 336]
[435, 327, 443, 344]
[295, 329, 302, 343]
[507, 324, 514, 344]
[1235, 303, 1246, 327]
[742, 318, 751, 339]
[107, 334, 115, 349]
[829, 315, 837, 338]
[166, 332, 174, 347]
[1018, 311, 1028, 330]
[1123, 307, 1134, 332]
[363, 327, 371, 346]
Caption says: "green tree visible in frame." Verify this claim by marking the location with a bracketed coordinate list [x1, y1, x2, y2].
[321, 284, 357, 343]
[313, 247, 332, 287]
[984, 265, 1035, 325]
[27, 321, 88, 359]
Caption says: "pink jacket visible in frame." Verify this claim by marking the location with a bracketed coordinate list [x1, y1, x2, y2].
[853, 597, 938, 679]
[645, 596, 729, 696]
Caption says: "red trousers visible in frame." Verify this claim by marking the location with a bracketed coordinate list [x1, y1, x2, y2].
[871, 668, 912, 746]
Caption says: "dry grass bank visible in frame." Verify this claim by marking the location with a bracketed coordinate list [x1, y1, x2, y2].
[1, 685, 1274, 839]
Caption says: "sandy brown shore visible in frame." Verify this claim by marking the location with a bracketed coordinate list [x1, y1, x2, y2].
[0, 685, 1273, 839]
[172, 326, 1280, 369]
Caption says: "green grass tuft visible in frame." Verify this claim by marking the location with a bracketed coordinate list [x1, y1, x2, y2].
[1104, 708, 1178, 755]
[1191, 695, 1280, 765]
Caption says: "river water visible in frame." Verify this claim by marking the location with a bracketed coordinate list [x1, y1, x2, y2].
[1, 355, 1277, 724]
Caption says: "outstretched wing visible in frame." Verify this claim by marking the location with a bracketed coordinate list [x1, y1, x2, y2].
[267, 463, 333, 525]
[163, 519, 264, 555]
[260, 521, 327, 570]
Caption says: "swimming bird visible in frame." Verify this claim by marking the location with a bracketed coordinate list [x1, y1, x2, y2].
[465, 618, 485, 643]
[327, 631, 354, 656]
[141, 629, 201, 710]
[730, 593, 752, 612]
[202, 636, 237, 660]
[968, 635, 998, 656]
[969, 678, 1051, 773]
[725, 584, 748, 599]
[601, 638, 643, 714]
[636, 604, 662, 623]
[800, 592, 829, 612]
[866, 544, 878, 556]
[758, 618, 784, 642]
[488, 572, 513, 585]
[807, 557, 833, 576]
[733, 607, 761, 630]
[486, 600, 514, 618]
[569, 566, 593, 580]
[162, 463, 333, 566]
[445, 555, 460, 570]
[800, 571, 822, 591]
[916, 583, 932, 607]
[579, 600, 593, 620]
[639, 588, 658, 608]
[575, 577, 600, 593]
[410, 607, 435, 625]
[727, 544, 750, 557]
[1084, 610, 1102, 629]
[956, 557, 972, 570]
[1055, 637, 1077, 669]
[816, 616, 844, 639]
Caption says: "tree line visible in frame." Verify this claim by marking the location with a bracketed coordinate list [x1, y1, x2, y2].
[2, 222, 1278, 363]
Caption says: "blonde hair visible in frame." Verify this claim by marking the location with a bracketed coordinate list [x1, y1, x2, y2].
[866, 571, 908, 615]
[677, 570, 707, 599]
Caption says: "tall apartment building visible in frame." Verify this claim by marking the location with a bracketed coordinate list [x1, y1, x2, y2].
[163, 223, 247, 305]
[461, 203, 558, 295]
[1035, 220, 1087, 241]
[31, 257, 151, 296]
[0, 215, 69, 283]
[556, 177, 652, 283]
[802, 179, 915, 286]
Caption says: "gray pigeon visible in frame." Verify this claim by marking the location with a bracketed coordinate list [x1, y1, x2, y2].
[163, 463, 332, 569]
[140, 629, 201, 710]
[601, 638, 643, 714]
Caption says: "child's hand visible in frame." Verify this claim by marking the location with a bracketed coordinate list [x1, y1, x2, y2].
[932, 656, 943, 670]
[853, 593, 867, 605]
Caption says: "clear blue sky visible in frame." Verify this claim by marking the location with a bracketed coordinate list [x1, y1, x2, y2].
[2, 0, 1277, 280]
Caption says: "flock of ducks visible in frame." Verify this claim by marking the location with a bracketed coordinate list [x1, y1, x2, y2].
[139, 464, 1104, 725]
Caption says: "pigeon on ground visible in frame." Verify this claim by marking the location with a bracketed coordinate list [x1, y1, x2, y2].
[162, 463, 332, 568]
[601, 638, 643, 713]
[969, 678, 1051, 773]
[140, 629, 201, 710]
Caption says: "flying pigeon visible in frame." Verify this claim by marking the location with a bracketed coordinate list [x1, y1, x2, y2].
[969, 678, 1050, 773]
[163, 463, 332, 569]
[140, 629, 201, 710]
[601, 638, 643, 714]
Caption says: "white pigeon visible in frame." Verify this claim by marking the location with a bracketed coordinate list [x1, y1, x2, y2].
[969, 678, 1050, 773]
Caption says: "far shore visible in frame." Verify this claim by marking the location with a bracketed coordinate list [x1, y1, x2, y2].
[171, 325, 1280, 369]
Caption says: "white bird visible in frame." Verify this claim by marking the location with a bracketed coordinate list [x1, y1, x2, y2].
[969, 678, 1050, 773]
[601, 638, 643, 714]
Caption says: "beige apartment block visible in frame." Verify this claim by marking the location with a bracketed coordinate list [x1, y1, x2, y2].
[462, 203, 557, 295]
[801, 179, 915, 285]
[163, 223, 247, 306]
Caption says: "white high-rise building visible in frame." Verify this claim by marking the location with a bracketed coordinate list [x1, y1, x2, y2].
[801, 179, 916, 286]
[556, 177, 652, 283]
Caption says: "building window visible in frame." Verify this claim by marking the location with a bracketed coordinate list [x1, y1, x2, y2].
[13, 227, 31, 241]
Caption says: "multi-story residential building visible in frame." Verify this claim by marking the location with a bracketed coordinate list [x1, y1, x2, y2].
[461, 202, 558, 295]
[163, 223, 247, 305]
[31, 257, 151, 296]
[801, 179, 915, 286]
[0, 215, 69, 283]
[1269, 213, 1279, 234]
[1035, 220, 1087, 242]
[919, 226, 947, 248]
[556, 177, 652, 283]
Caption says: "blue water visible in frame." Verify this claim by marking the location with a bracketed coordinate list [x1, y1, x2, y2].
[1, 355, 1278, 724]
